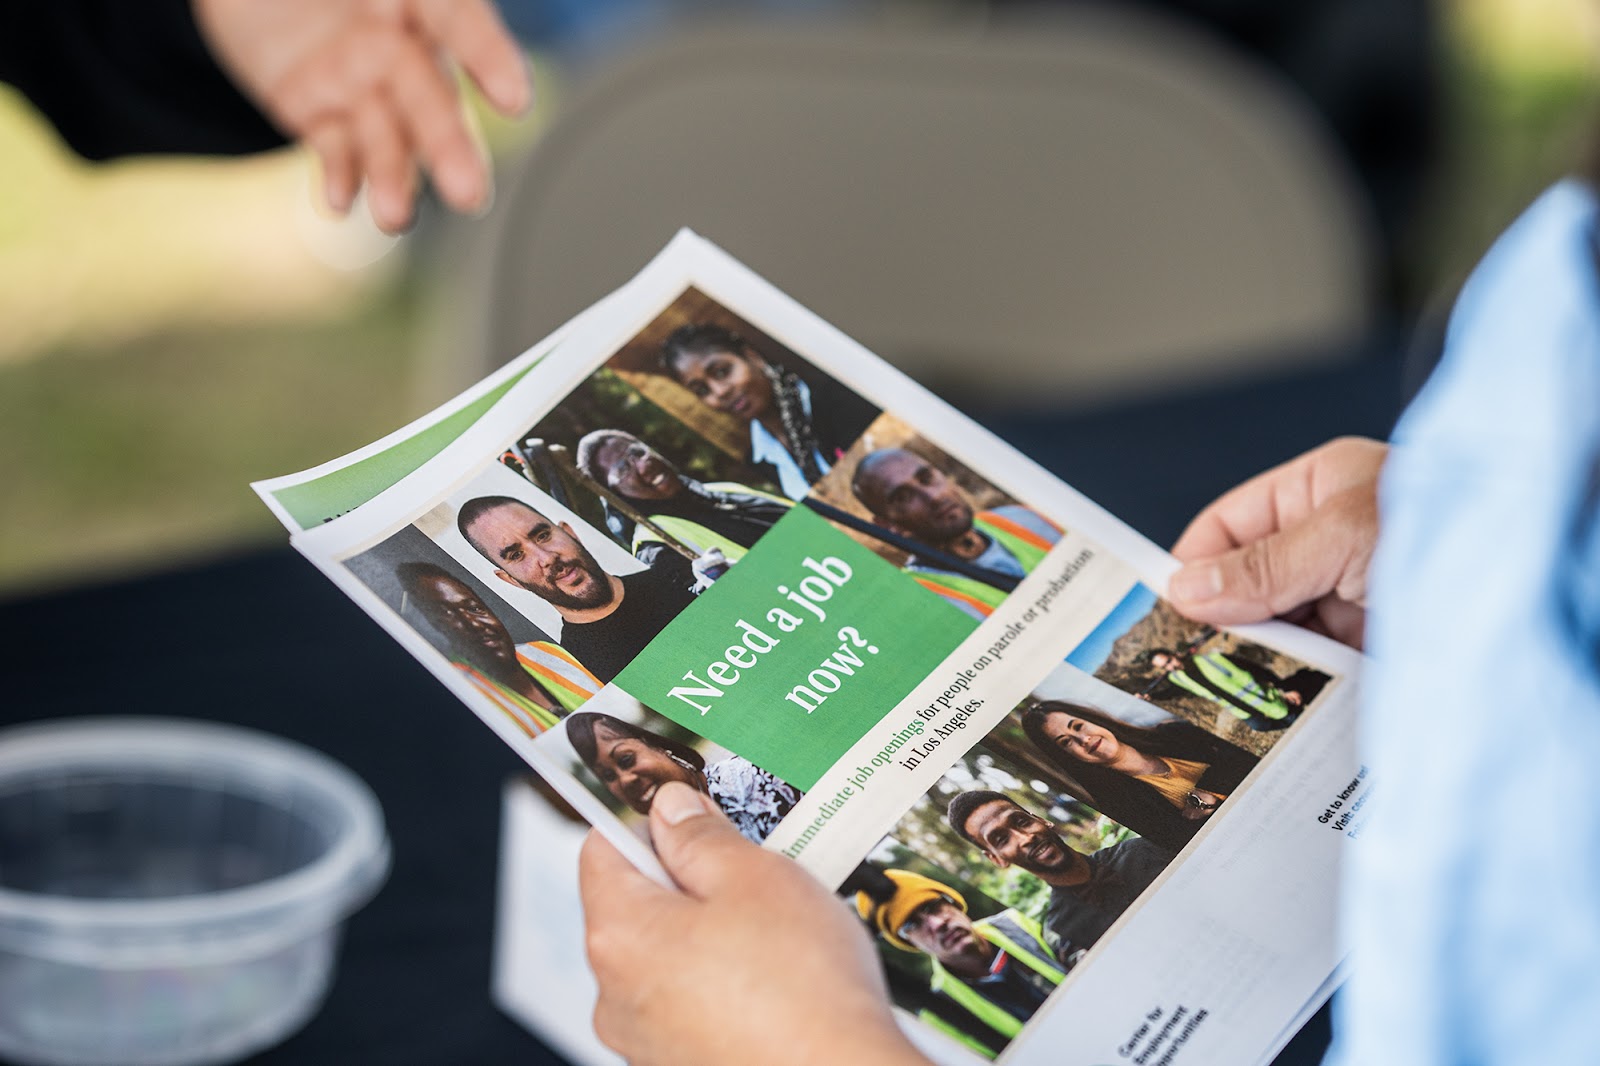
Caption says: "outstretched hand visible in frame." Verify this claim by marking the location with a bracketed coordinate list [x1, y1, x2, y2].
[193, 0, 532, 233]
[1167, 437, 1385, 649]
[579, 783, 931, 1066]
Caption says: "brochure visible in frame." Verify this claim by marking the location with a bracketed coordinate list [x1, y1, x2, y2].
[257, 232, 1367, 1066]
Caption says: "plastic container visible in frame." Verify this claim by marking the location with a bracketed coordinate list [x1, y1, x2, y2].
[0, 718, 390, 1066]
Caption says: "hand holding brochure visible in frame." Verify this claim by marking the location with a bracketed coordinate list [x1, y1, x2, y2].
[256, 232, 1365, 1065]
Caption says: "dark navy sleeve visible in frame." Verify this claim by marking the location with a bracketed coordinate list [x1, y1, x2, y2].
[0, 0, 283, 159]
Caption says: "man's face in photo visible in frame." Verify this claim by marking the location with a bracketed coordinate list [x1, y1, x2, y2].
[1151, 651, 1183, 675]
[593, 433, 683, 502]
[465, 502, 615, 611]
[858, 449, 974, 543]
[898, 897, 986, 968]
[964, 799, 1075, 876]
[414, 573, 516, 666]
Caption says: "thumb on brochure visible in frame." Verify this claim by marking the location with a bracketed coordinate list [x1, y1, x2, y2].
[649, 782, 755, 899]
[1167, 486, 1374, 627]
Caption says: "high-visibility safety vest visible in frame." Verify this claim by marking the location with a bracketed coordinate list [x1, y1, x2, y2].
[1171, 652, 1290, 720]
[913, 570, 1009, 619]
[632, 514, 747, 562]
[975, 511, 1059, 574]
[925, 911, 1065, 1043]
[516, 641, 603, 713]
[915, 1011, 1002, 1060]
[454, 663, 564, 736]
[911, 510, 1062, 619]
[630, 483, 792, 562]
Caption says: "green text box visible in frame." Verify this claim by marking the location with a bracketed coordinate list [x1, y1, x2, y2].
[617, 506, 975, 789]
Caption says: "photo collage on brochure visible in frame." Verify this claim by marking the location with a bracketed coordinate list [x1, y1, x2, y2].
[280, 234, 1356, 1064]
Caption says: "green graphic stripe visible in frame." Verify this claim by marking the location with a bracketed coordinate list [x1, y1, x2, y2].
[270, 368, 534, 527]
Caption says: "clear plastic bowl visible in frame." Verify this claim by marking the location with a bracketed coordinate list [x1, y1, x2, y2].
[0, 718, 391, 1066]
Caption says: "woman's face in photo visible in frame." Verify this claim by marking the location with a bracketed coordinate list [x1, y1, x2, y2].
[1042, 711, 1122, 766]
[670, 347, 773, 422]
[590, 724, 704, 814]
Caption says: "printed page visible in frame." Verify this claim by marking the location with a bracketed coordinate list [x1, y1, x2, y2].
[281, 231, 1366, 1065]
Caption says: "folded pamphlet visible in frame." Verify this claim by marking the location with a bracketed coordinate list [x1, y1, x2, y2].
[256, 232, 1366, 1066]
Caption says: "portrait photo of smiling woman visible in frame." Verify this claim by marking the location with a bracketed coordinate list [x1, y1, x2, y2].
[563, 709, 801, 845]
[1017, 699, 1258, 852]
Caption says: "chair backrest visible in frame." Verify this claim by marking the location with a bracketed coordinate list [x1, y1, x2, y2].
[448, 10, 1373, 408]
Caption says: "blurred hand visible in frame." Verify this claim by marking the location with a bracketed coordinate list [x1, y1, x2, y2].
[193, 0, 531, 232]
[1167, 437, 1386, 649]
[579, 783, 931, 1066]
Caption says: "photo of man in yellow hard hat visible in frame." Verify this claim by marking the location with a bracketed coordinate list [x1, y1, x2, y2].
[849, 864, 1075, 1059]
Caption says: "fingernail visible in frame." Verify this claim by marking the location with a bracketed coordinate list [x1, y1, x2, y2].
[515, 58, 535, 114]
[495, 61, 533, 116]
[438, 158, 484, 214]
[325, 173, 352, 215]
[653, 782, 710, 826]
[1170, 563, 1223, 603]
[472, 171, 496, 218]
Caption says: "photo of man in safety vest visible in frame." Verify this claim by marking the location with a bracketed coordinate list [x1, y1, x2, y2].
[855, 868, 1071, 1059]
[574, 428, 792, 563]
[396, 561, 601, 731]
[1144, 647, 1328, 732]
[850, 446, 1063, 621]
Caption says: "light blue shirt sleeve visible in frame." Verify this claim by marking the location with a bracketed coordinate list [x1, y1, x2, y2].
[1327, 181, 1600, 1065]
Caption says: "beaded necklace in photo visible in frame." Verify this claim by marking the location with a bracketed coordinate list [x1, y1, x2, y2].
[758, 360, 825, 482]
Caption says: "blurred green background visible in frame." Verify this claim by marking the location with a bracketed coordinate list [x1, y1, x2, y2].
[1, 0, 1595, 596]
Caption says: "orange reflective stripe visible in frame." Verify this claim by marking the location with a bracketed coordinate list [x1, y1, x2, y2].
[915, 577, 995, 618]
[536, 642, 588, 672]
[523, 661, 591, 699]
[531, 642, 602, 687]
[979, 511, 1059, 553]
[518, 643, 601, 699]
[456, 666, 544, 738]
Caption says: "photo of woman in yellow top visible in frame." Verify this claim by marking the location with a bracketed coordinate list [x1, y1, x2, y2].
[1020, 700, 1257, 850]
